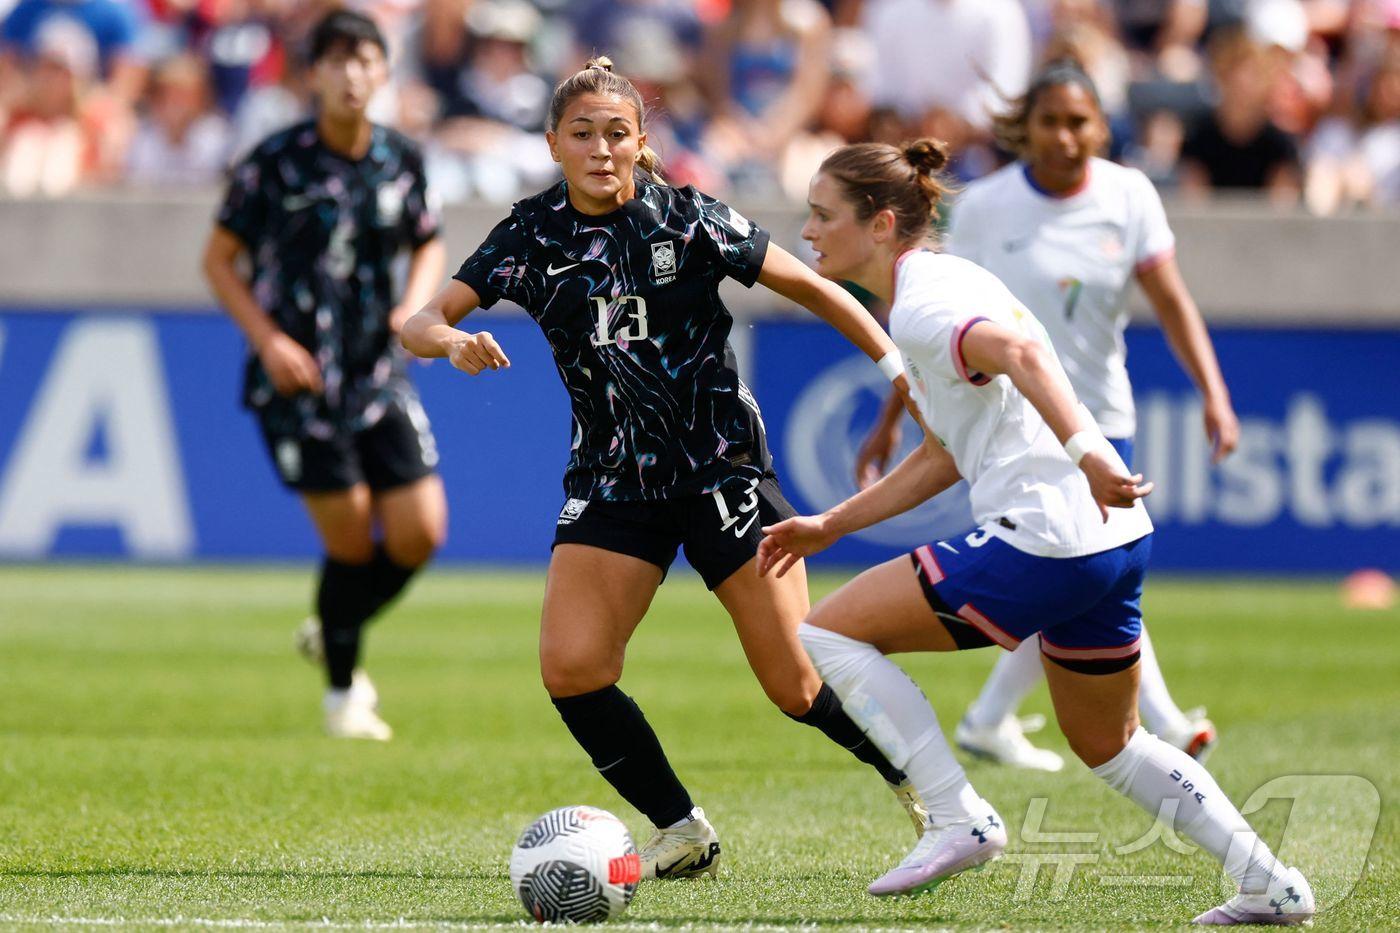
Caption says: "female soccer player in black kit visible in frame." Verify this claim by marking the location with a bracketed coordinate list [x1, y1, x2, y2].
[403, 59, 923, 878]
[203, 11, 447, 741]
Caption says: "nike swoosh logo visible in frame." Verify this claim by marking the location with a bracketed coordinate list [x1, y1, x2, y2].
[1003, 235, 1034, 253]
[656, 855, 693, 877]
[547, 262, 581, 275]
[728, 511, 759, 538]
[937, 541, 959, 554]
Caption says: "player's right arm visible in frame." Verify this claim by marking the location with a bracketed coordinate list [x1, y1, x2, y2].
[400, 279, 510, 375]
[201, 226, 323, 396]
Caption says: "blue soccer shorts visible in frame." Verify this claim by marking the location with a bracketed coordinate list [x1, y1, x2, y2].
[910, 525, 1153, 674]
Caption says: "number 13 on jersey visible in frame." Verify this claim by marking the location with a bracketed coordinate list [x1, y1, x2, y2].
[589, 296, 649, 347]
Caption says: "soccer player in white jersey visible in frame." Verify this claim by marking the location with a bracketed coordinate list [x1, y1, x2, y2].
[758, 138, 1312, 924]
[856, 61, 1239, 771]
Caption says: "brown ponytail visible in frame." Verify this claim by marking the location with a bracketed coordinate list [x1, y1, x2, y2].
[818, 138, 952, 244]
[549, 55, 666, 183]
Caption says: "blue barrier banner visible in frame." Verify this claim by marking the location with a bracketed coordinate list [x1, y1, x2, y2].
[0, 309, 1395, 572]
[0, 309, 570, 562]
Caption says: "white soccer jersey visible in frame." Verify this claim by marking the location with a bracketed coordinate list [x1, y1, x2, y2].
[945, 158, 1176, 439]
[889, 250, 1153, 558]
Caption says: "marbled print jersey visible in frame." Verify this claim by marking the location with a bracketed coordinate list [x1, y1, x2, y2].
[454, 179, 773, 502]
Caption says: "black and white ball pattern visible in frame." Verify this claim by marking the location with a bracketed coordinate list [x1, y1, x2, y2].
[510, 806, 640, 924]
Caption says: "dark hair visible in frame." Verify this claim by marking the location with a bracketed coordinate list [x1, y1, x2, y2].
[817, 139, 951, 245]
[992, 59, 1103, 156]
[308, 9, 387, 64]
[548, 56, 664, 181]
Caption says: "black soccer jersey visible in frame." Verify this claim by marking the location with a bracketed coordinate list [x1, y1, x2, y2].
[217, 120, 440, 435]
[454, 179, 772, 502]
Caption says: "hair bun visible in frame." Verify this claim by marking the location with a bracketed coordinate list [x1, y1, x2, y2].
[903, 138, 949, 174]
[584, 55, 615, 73]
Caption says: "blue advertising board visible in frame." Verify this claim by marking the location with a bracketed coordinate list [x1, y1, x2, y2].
[0, 308, 1395, 572]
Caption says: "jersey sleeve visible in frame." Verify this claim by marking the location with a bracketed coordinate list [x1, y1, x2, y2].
[692, 188, 770, 287]
[402, 148, 441, 249]
[452, 213, 531, 309]
[899, 304, 993, 387]
[216, 151, 272, 248]
[1129, 170, 1175, 275]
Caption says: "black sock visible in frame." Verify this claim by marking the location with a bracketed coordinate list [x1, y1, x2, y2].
[316, 556, 378, 690]
[552, 685, 694, 828]
[316, 547, 422, 690]
[788, 682, 908, 785]
[366, 544, 419, 613]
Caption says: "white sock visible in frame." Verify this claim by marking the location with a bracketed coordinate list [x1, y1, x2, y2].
[323, 688, 351, 712]
[1135, 628, 1190, 737]
[799, 623, 983, 825]
[1092, 728, 1284, 893]
[963, 635, 1044, 729]
[664, 807, 699, 830]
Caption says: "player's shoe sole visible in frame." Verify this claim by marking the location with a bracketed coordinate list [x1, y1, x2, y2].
[1162, 707, 1218, 762]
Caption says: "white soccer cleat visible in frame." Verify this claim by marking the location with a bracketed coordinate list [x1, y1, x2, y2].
[639, 807, 721, 879]
[1163, 707, 1218, 762]
[1192, 866, 1315, 925]
[887, 779, 930, 838]
[867, 805, 1006, 897]
[955, 714, 1065, 772]
[324, 689, 392, 741]
[349, 669, 379, 710]
[295, 616, 324, 665]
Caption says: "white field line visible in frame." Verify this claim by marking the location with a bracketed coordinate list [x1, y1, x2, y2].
[0, 918, 943, 933]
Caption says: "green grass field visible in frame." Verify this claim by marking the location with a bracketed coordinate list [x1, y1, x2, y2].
[0, 566, 1395, 930]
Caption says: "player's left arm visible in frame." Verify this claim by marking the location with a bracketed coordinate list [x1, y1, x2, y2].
[760, 425, 961, 578]
[1136, 256, 1239, 461]
[390, 237, 447, 334]
[756, 243, 911, 400]
[961, 320, 1152, 518]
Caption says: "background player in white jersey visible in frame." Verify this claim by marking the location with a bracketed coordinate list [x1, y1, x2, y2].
[758, 139, 1312, 924]
[857, 61, 1240, 771]
[403, 59, 923, 880]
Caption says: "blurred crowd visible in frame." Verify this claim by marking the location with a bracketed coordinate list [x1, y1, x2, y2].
[1, 0, 1398, 213]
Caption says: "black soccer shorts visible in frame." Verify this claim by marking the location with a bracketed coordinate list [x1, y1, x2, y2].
[551, 471, 797, 589]
[257, 394, 439, 493]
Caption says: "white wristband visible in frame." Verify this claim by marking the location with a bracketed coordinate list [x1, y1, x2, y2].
[876, 350, 905, 382]
[1063, 430, 1107, 466]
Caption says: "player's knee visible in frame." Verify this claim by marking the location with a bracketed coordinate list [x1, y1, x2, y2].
[760, 677, 820, 718]
[797, 620, 875, 682]
[540, 647, 621, 697]
[383, 520, 444, 568]
[1063, 721, 1137, 769]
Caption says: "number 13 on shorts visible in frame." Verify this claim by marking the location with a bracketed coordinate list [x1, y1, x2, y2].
[712, 477, 760, 538]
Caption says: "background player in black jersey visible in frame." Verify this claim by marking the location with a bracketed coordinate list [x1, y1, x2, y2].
[403, 58, 923, 879]
[202, 10, 447, 741]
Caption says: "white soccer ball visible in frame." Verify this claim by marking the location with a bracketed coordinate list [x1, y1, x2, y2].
[509, 805, 641, 924]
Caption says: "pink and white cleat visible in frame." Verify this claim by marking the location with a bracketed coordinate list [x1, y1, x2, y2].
[867, 806, 1006, 897]
[1192, 866, 1315, 925]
